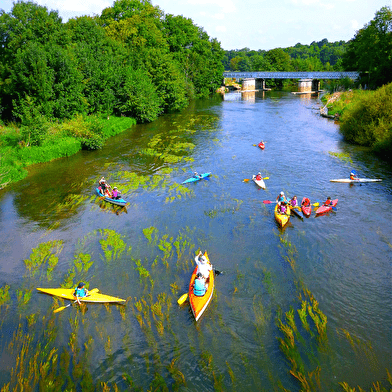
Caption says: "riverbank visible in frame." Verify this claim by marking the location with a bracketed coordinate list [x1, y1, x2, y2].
[321, 83, 392, 162]
[0, 115, 136, 189]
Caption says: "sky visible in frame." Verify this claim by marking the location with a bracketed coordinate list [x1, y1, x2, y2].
[1, 0, 391, 50]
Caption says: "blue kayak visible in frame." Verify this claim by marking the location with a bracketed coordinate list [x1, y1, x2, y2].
[181, 172, 211, 184]
[96, 188, 128, 207]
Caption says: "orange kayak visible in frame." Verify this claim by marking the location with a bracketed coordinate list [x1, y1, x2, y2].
[188, 252, 214, 321]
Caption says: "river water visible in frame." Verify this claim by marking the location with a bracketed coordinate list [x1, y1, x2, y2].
[0, 90, 391, 391]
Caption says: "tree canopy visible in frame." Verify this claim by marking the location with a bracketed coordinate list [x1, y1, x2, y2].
[0, 0, 225, 130]
[342, 6, 392, 88]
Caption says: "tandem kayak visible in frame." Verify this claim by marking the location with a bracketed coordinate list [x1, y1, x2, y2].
[315, 199, 338, 215]
[96, 188, 128, 207]
[37, 288, 126, 303]
[189, 251, 214, 321]
[252, 175, 266, 189]
[274, 204, 291, 228]
[301, 197, 312, 217]
[182, 172, 211, 184]
[330, 178, 382, 183]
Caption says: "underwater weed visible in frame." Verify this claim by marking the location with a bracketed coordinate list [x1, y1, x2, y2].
[24, 240, 64, 279]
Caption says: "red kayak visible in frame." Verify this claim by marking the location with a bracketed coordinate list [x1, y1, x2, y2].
[258, 142, 265, 150]
[316, 199, 338, 215]
[301, 197, 312, 217]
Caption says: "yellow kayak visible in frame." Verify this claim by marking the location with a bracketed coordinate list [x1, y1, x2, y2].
[37, 288, 126, 303]
[274, 204, 291, 227]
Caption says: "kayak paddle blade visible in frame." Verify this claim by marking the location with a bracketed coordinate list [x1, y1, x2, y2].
[177, 293, 188, 305]
[53, 304, 72, 313]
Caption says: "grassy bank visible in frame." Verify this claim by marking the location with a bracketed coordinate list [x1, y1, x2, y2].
[321, 83, 392, 162]
[0, 115, 136, 189]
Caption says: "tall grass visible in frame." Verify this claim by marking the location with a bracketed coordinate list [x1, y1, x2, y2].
[0, 115, 136, 188]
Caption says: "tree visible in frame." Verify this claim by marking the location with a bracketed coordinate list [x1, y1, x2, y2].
[342, 6, 392, 88]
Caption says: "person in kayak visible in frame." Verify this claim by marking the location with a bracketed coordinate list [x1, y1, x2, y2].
[289, 196, 298, 207]
[279, 201, 288, 214]
[195, 251, 212, 279]
[193, 172, 202, 179]
[73, 282, 89, 305]
[301, 198, 310, 207]
[256, 172, 262, 181]
[193, 273, 207, 296]
[323, 197, 332, 206]
[276, 191, 286, 205]
[350, 170, 359, 180]
[111, 186, 122, 200]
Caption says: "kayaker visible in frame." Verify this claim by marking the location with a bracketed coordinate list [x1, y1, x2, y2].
[279, 202, 287, 214]
[195, 251, 212, 279]
[193, 273, 207, 296]
[193, 172, 202, 179]
[73, 282, 89, 305]
[290, 196, 298, 207]
[256, 172, 262, 181]
[301, 198, 310, 207]
[324, 197, 332, 206]
[276, 191, 286, 205]
[350, 170, 359, 180]
[111, 186, 122, 200]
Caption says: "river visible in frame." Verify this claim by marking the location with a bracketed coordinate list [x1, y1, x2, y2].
[0, 90, 391, 391]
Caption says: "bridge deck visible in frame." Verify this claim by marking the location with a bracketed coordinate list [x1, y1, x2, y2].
[223, 71, 359, 79]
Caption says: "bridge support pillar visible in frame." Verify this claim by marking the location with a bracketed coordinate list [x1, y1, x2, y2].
[255, 78, 265, 90]
[242, 78, 255, 91]
[298, 79, 312, 93]
[312, 79, 320, 91]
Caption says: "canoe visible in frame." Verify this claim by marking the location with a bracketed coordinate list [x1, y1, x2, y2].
[258, 142, 265, 150]
[37, 288, 126, 303]
[330, 178, 382, 183]
[189, 251, 214, 321]
[274, 204, 291, 228]
[96, 188, 128, 207]
[252, 175, 266, 189]
[301, 197, 312, 217]
[315, 199, 338, 215]
[182, 172, 211, 184]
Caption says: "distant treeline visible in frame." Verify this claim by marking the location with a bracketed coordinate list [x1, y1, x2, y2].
[223, 38, 346, 72]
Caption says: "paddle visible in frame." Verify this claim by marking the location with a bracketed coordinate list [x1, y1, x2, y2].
[53, 288, 99, 313]
[177, 269, 222, 305]
[244, 177, 269, 182]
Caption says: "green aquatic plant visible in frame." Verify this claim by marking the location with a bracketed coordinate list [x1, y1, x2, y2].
[73, 253, 94, 273]
[99, 229, 128, 263]
[143, 226, 158, 244]
[0, 285, 10, 306]
[24, 240, 63, 279]
[16, 289, 32, 307]
[328, 151, 353, 164]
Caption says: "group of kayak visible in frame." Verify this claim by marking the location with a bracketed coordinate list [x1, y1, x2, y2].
[272, 192, 339, 228]
[38, 251, 215, 322]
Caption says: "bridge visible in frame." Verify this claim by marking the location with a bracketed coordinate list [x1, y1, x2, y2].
[223, 71, 359, 93]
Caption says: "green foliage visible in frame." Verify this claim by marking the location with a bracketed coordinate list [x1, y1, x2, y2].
[223, 39, 347, 72]
[338, 83, 392, 160]
[342, 6, 392, 88]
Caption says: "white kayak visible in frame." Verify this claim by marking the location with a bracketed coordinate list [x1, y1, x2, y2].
[252, 175, 266, 189]
[330, 178, 382, 183]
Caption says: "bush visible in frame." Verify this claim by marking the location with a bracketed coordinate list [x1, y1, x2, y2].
[340, 83, 392, 146]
